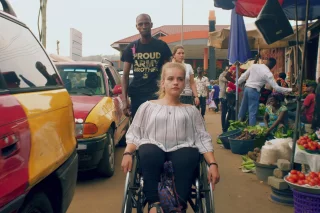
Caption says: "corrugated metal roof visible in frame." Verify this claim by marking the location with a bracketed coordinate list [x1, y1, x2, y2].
[112, 25, 229, 44]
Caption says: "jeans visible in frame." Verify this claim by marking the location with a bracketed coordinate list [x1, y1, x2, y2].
[197, 97, 207, 117]
[220, 98, 228, 132]
[130, 94, 158, 118]
[288, 111, 309, 124]
[139, 144, 199, 209]
[238, 87, 260, 126]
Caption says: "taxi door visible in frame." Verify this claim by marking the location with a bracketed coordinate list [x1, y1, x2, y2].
[104, 66, 129, 144]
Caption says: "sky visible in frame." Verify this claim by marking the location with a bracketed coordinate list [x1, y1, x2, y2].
[8, 0, 256, 57]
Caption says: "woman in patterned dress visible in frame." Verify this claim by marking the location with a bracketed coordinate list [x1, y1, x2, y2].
[264, 93, 288, 135]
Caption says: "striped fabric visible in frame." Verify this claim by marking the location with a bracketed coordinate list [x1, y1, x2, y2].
[126, 101, 213, 154]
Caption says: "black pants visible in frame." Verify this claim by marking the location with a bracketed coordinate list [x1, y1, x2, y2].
[214, 98, 220, 112]
[197, 97, 206, 117]
[130, 94, 158, 118]
[220, 98, 228, 132]
[139, 144, 199, 208]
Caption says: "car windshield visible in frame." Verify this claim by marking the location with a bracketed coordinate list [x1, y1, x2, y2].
[56, 65, 106, 96]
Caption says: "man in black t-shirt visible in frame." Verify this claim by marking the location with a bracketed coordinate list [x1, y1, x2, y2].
[121, 13, 172, 118]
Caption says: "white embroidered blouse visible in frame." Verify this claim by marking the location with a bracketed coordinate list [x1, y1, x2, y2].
[126, 101, 213, 153]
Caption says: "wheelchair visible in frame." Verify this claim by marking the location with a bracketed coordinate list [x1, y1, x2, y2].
[121, 152, 215, 213]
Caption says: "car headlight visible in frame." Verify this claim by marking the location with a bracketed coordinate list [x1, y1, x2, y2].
[75, 123, 98, 139]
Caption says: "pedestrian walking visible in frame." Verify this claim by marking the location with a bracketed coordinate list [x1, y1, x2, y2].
[171, 45, 199, 106]
[121, 13, 172, 118]
[212, 81, 220, 112]
[195, 67, 210, 118]
[238, 58, 293, 126]
[218, 66, 229, 132]
[121, 62, 220, 213]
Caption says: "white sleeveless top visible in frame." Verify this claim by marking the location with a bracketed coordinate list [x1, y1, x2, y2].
[181, 63, 194, 96]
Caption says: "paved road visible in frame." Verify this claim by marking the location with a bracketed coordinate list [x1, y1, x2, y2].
[67, 112, 294, 213]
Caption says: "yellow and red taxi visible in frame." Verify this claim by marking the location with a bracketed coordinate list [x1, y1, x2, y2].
[55, 61, 130, 177]
[0, 2, 77, 213]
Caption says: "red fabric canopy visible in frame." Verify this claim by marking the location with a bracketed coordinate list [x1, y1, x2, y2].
[235, 0, 284, 17]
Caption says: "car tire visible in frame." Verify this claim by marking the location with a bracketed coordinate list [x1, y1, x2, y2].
[19, 192, 54, 213]
[97, 128, 115, 177]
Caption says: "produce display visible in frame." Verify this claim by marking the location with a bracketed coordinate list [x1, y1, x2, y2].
[235, 126, 267, 140]
[297, 135, 320, 153]
[258, 104, 266, 116]
[285, 170, 320, 188]
[228, 120, 247, 131]
[274, 128, 293, 138]
[241, 155, 255, 172]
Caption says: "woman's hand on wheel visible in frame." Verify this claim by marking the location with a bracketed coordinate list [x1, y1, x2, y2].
[207, 165, 220, 191]
[121, 155, 133, 173]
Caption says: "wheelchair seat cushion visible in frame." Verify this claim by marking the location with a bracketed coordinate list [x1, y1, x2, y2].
[158, 161, 183, 213]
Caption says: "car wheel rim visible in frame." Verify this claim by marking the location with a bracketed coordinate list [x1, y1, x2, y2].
[108, 134, 115, 170]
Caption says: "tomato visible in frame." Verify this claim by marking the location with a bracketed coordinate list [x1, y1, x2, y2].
[300, 139, 306, 144]
[313, 177, 319, 184]
[298, 173, 305, 180]
[307, 138, 312, 143]
[310, 146, 317, 151]
[310, 172, 317, 178]
[304, 136, 309, 140]
[317, 144, 320, 149]
[318, 173, 320, 179]
[288, 177, 296, 183]
[304, 144, 309, 149]
[290, 170, 298, 174]
[297, 180, 304, 185]
[290, 174, 299, 182]
[309, 180, 316, 186]
[303, 180, 308, 185]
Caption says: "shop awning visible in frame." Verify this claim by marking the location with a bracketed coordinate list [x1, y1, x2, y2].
[213, 0, 320, 20]
[208, 24, 305, 49]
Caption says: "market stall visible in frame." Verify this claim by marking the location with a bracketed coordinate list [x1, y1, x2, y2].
[214, 0, 320, 210]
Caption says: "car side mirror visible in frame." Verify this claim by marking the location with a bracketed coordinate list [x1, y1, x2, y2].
[112, 84, 122, 95]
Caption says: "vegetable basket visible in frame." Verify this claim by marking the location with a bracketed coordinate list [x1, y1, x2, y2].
[218, 129, 242, 149]
[228, 138, 254, 155]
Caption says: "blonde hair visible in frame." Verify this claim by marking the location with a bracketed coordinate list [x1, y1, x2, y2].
[156, 62, 186, 99]
[172, 45, 184, 55]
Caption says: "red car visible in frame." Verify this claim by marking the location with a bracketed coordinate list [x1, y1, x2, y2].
[55, 61, 130, 177]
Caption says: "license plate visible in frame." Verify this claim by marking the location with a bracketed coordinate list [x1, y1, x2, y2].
[77, 144, 87, 150]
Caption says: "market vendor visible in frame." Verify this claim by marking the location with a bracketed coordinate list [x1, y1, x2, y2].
[264, 93, 288, 135]
[276, 72, 289, 88]
[312, 78, 320, 130]
[238, 58, 293, 126]
[288, 82, 316, 124]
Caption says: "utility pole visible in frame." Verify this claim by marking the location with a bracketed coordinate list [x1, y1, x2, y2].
[38, 0, 48, 48]
[181, 0, 184, 45]
[56, 40, 60, 55]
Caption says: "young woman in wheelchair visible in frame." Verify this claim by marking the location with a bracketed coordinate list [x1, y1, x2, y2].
[121, 62, 220, 213]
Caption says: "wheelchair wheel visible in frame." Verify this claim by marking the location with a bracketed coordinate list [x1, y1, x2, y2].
[199, 160, 215, 213]
[121, 154, 138, 213]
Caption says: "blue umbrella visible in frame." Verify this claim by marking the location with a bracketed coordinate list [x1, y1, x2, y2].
[282, 0, 320, 20]
[227, 8, 251, 118]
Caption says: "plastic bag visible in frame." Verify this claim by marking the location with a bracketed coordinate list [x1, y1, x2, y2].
[259, 144, 278, 165]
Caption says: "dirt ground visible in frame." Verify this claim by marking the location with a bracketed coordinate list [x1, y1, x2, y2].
[67, 112, 294, 213]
